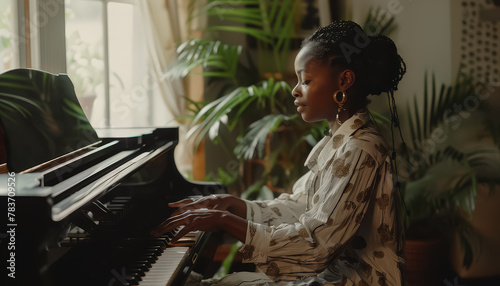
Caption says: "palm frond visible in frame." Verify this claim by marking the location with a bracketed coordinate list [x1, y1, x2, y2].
[463, 144, 500, 183]
[186, 87, 248, 148]
[234, 114, 292, 160]
[404, 71, 482, 156]
[165, 39, 242, 83]
[208, 25, 272, 43]
[413, 95, 422, 146]
[185, 79, 291, 150]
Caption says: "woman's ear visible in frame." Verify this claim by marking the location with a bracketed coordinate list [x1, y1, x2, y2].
[339, 69, 355, 91]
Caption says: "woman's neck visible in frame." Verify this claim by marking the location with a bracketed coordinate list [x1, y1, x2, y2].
[328, 105, 366, 133]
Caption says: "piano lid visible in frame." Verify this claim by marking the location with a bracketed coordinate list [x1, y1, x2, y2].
[0, 68, 100, 172]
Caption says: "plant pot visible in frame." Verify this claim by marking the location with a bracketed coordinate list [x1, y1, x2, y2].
[404, 237, 449, 286]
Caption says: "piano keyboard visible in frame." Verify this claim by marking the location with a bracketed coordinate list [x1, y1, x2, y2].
[53, 197, 203, 286]
[138, 246, 190, 286]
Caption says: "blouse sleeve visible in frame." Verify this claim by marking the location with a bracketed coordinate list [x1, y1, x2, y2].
[239, 143, 385, 279]
[243, 171, 311, 226]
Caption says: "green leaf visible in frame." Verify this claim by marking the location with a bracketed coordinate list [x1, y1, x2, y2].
[186, 87, 250, 148]
[167, 39, 242, 82]
[413, 95, 422, 146]
[234, 114, 290, 160]
[207, 26, 272, 43]
[214, 242, 243, 278]
[429, 73, 437, 132]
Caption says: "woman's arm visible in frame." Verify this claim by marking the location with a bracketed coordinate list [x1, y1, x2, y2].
[168, 194, 247, 219]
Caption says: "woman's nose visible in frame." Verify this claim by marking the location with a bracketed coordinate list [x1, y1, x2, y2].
[291, 85, 301, 98]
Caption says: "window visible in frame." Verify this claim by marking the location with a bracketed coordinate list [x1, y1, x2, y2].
[0, 0, 19, 73]
[65, 0, 165, 128]
[0, 0, 172, 128]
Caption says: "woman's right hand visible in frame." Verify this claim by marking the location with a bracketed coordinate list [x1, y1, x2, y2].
[169, 194, 247, 218]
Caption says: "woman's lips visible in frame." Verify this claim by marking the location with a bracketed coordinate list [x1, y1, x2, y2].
[294, 100, 305, 112]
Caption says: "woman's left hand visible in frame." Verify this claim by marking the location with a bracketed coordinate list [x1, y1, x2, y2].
[151, 209, 248, 243]
[151, 209, 224, 243]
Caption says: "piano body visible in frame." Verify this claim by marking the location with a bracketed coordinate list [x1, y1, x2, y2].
[0, 69, 225, 285]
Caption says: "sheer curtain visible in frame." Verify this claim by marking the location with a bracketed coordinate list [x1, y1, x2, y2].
[138, 0, 205, 176]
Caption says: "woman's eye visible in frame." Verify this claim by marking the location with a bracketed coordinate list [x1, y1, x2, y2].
[302, 80, 311, 85]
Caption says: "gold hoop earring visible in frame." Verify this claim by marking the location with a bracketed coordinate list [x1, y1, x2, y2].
[333, 91, 347, 125]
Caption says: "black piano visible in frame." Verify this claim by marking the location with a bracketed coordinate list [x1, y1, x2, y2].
[0, 69, 225, 286]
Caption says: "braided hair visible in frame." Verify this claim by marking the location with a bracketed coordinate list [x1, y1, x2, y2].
[302, 20, 406, 97]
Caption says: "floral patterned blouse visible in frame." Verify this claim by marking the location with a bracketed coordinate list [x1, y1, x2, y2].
[239, 109, 406, 286]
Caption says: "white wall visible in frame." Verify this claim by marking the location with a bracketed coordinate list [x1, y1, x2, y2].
[349, 0, 457, 114]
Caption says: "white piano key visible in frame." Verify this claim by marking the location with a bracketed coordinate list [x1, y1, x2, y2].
[139, 247, 190, 286]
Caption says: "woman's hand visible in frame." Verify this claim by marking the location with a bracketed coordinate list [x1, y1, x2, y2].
[169, 194, 247, 219]
[151, 209, 225, 242]
[151, 209, 248, 243]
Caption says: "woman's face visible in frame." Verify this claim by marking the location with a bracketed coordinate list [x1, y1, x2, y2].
[292, 44, 340, 124]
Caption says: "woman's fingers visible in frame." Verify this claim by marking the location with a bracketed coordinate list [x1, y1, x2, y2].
[168, 196, 219, 216]
[151, 211, 189, 237]
[168, 214, 213, 243]
[168, 198, 199, 207]
[169, 202, 203, 217]
[151, 209, 223, 239]
[169, 224, 194, 244]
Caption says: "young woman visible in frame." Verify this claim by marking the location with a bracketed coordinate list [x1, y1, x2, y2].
[152, 20, 407, 286]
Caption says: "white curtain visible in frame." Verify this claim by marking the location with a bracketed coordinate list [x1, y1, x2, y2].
[138, 0, 205, 176]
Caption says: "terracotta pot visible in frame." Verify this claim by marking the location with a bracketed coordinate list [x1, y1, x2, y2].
[404, 237, 448, 286]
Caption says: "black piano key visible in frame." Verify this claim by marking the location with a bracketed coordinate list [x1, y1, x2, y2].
[126, 268, 146, 277]
[137, 255, 157, 264]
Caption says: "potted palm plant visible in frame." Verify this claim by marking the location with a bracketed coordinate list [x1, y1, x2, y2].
[398, 71, 500, 284]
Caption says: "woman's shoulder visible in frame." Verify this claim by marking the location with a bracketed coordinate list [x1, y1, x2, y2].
[343, 123, 390, 165]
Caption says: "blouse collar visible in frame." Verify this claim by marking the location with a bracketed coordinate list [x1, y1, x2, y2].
[304, 109, 371, 172]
